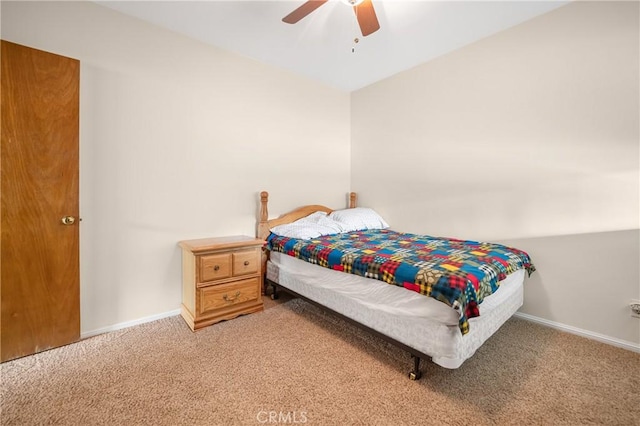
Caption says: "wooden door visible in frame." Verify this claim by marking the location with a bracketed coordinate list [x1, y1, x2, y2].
[1, 41, 80, 362]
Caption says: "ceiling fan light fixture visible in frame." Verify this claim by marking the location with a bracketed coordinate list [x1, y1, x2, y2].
[340, 0, 365, 6]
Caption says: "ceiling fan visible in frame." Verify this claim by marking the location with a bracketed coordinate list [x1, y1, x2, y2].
[282, 0, 380, 37]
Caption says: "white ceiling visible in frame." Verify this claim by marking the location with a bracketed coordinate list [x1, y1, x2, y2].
[96, 0, 569, 92]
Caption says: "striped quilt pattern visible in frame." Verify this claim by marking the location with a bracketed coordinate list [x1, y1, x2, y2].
[267, 229, 535, 335]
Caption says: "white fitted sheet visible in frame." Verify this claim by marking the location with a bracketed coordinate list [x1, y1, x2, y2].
[267, 251, 525, 369]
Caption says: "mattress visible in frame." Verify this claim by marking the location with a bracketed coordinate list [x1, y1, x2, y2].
[267, 251, 524, 369]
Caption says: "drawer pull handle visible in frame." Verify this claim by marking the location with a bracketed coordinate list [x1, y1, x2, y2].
[244, 260, 250, 266]
[213, 265, 220, 271]
[223, 291, 241, 302]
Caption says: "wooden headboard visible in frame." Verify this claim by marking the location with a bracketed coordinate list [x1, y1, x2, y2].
[257, 191, 357, 241]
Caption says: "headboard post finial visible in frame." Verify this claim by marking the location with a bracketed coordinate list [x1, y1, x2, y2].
[258, 191, 270, 241]
[260, 191, 269, 222]
[349, 192, 357, 208]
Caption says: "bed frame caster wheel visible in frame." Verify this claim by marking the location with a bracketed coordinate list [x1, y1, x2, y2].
[409, 355, 422, 380]
[269, 284, 279, 300]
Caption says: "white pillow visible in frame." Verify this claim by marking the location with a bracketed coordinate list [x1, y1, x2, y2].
[297, 211, 329, 224]
[270, 211, 343, 240]
[329, 207, 389, 232]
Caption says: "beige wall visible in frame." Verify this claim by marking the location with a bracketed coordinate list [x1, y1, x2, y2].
[352, 1, 639, 345]
[1, 1, 351, 334]
[499, 230, 639, 346]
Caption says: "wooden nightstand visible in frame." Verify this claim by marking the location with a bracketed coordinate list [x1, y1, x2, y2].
[178, 235, 265, 331]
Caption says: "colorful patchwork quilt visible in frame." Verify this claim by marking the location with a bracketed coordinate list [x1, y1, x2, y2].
[267, 229, 535, 335]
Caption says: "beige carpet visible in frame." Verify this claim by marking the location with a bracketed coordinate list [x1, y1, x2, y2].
[1, 297, 639, 425]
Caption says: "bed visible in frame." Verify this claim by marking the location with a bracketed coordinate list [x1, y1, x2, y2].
[257, 191, 535, 380]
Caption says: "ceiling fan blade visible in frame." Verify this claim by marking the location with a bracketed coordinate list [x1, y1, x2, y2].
[354, 0, 380, 37]
[282, 0, 329, 24]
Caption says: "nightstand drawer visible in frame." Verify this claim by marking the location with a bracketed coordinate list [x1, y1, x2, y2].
[233, 249, 259, 276]
[198, 278, 260, 316]
[199, 253, 232, 282]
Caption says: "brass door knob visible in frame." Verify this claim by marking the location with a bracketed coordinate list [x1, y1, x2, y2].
[61, 216, 76, 225]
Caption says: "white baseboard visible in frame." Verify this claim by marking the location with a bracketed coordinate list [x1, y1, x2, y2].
[80, 309, 181, 340]
[514, 312, 640, 353]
